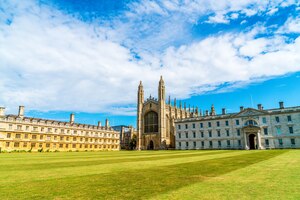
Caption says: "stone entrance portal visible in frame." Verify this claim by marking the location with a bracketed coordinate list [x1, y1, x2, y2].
[243, 125, 262, 150]
[248, 134, 256, 150]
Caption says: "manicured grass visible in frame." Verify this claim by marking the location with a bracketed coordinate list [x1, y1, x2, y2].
[0, 150, 299, 199]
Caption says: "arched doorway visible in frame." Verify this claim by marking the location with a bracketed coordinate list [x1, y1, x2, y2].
[249, 134, 256, 150]
[149, 140, 154, 150]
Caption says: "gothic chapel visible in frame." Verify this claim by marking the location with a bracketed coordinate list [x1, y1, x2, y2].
[137, 76, 196, 150]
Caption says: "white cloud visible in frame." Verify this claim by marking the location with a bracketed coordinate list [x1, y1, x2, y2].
[0, 0, 300, 116]
[266, 7, 279, 15]
[206, 13, 229, 24]
[278, 16, 300, 33]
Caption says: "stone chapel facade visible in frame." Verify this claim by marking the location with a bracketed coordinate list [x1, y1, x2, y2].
[137, 76, 196, 150]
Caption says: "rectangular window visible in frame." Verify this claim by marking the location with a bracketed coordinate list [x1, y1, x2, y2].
[26, 126, 29, 131]
[59, 144, 63, 148]
[192, 123, 195, 129]
[289, 127, 294, 134]
[61, 129, 64, 133]
[209, 141, 213, 147]
[262, 117, 267, 124]
[227, 140, 231, 146]
[178, 133, 181, 139]
[41, 128, 44, 132]
[32, 135, 37, 139]
[278, 138, 283, 146]
[72, 144, 76, 148]
[226, 130, 229, 137]
[218, 141, 221, 147]
[193, 132, 196, 138]
[31, 143, 36, 148]
[186, 142, 189, 147]
[236, 120, 239, 125]
[237, 129, 240, 136]
[238, 140, 241, 146]
[185, 124, 188, 129]
[7, 133, 11, 138]
[178, 142, 181, 147]
[185, 132, 188, 138]
[201, 141, 204, 147]
[14, 142, 20, 147]
[9, 124, 13, 130]
[208, 122, 211, 127]
[24, 134, 28, 139]
[47, 135, 51, 140]
[48, 128, 51, 132]
[46, 143, 50, 148]
[209, 131, 212, 137]
[287, 115, 292, 122]
[40, 135, 43, 140]
[178, 125, 181, 130]
[275, 116, 280, 123]
[225, 121, 229, 126]
[200, 123, 203, 128]
[291, 138, 295, 145]
[33, 127, 38, 131]
[201, 132, 204, 138]
[16, 134, 21, 138]
[217, 130, 221, 137]
[276, 127, 281, 134]
[265, 139, 269, 146]
[263, 128, 268, 135]
[23, 142, 27, 147]
[6, 142, 10, 147]
[216, 121, 220, 127]
[193, 141, 196, 147]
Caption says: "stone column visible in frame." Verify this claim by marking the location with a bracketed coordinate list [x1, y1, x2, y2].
[257, 130, 262, 149]
[244, 132, 249, 150]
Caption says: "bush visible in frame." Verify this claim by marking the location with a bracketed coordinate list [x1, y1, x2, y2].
[38, 148, 43, 152]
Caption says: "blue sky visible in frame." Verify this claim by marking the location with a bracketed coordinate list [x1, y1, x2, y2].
[0, 0, 300, 127]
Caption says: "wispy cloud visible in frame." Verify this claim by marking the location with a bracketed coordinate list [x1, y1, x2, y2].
[0, 0, 300, 116]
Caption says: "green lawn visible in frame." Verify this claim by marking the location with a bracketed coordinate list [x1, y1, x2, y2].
[0, 150, 299, 200]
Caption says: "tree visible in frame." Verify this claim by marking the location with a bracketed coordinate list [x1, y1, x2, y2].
[129, 134, 137, 150]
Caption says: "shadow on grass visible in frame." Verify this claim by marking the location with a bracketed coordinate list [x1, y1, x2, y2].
[1, 150, 288, 200]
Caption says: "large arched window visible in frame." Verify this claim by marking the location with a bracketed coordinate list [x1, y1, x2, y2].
[244, 119, 258, 126]
[144, 111, 158, 133]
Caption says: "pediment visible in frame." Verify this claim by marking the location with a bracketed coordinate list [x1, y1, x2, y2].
[233, 108, 267, 117]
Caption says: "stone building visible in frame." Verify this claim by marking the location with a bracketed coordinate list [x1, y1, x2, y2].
[112, 125, 137, 150]
[175, 102, 300, 150]
[0, 106, 120, 152]
[137, 76, 196, 150]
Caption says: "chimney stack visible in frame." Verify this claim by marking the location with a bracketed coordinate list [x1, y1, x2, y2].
[222, 108, 226, 115]
[257, 104, 262, 110]
[0, 107, 5, 117]
[70, 113, 75, 124]
[98, 121, 102, 127]
[279, 101, 284, 109]
[105, 119, 110, 128]
[18, 106, 24, 118]
[240, 106, 244, 112]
